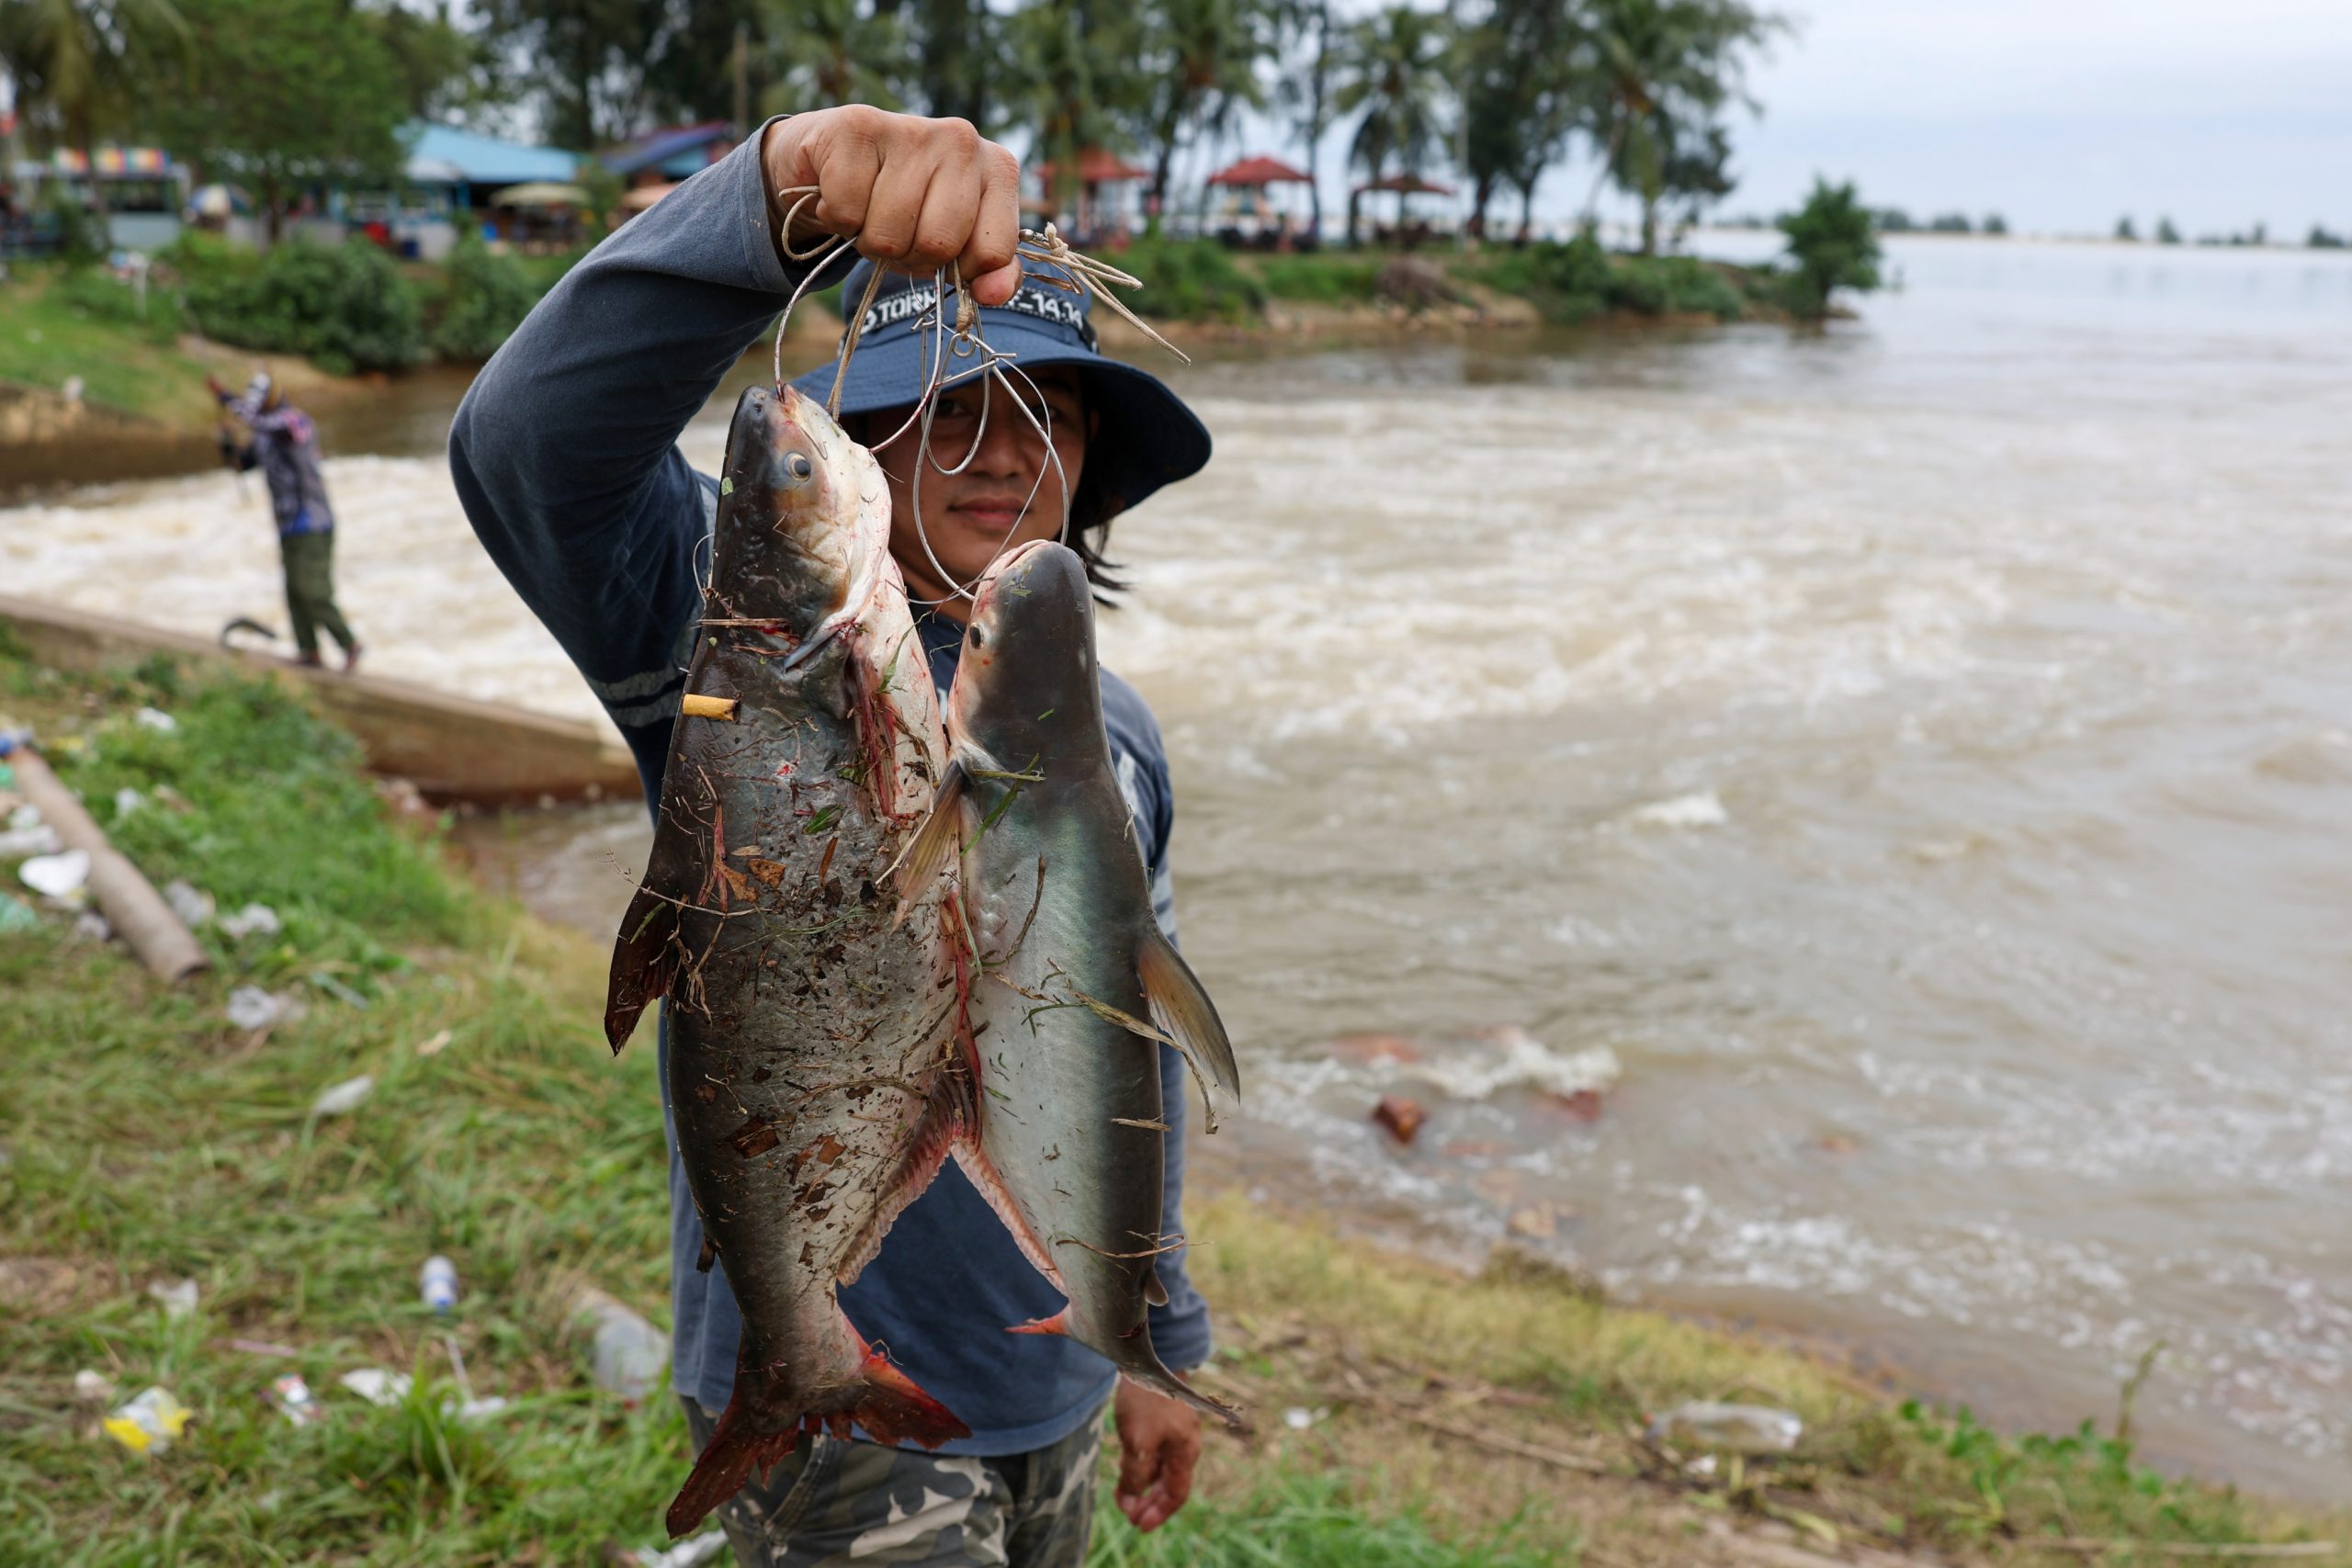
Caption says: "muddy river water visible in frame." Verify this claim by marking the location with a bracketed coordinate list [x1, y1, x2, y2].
[6, 234, 2350, 1499]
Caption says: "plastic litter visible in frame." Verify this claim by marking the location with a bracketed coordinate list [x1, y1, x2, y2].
[225, 986, 292, 1031]
[575, 1288, 665, 1402]
[73, 910, 113, 942]
[1645, 1401, 1804, 1454]
[218, 902, 282, 939]
[0, 895, 39, 933]
[420, 1256, 459, 1312]
[112, 787, 145, 818]
[147, 1278, 199, 1319]
[339, 1368, 413, 1406]
[635, 1532, 732, 1568]
[103, 1386, 194, 1455]
[163, 880, 215, 928]
[268, 1374, 324, 1427]
[0, 805, 61, 857]
[311, 1075, 375, 1117]
[134, 706, 178, 733]
[74, 1369, 118, 1404]
[1282, 1405, 1329, 1431]
[19, 848, 91, 898]
[414, 1027, 454, 1057]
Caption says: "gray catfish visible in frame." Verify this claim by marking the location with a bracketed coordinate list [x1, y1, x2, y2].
[896, 539, 1245, 1428]
[606, 383, 974, 1537]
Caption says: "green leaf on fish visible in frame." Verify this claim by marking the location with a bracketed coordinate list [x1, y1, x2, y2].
[804, 804, 842, 835]
[720, 476, 733, 496]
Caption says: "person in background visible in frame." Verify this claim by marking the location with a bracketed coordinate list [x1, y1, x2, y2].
[209, 369, 362, 671]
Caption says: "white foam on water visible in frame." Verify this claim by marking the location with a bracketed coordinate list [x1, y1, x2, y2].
[1626, 790, 1728, 829]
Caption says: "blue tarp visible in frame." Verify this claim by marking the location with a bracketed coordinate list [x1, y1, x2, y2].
[402, 123, 579, 186]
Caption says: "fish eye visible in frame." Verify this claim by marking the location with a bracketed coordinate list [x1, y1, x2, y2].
[783, 452, 814, 484]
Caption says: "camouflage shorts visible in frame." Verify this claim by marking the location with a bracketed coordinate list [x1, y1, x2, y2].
[680, 1399, 1106, 1568]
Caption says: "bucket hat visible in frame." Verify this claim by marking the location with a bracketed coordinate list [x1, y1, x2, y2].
[787, 255, 1211, 517]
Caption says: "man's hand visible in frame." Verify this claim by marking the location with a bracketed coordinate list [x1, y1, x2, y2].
[205, 373, 226, 400]
[761, 107, 1023, 307]
[1113, 1382, 1201, 1533]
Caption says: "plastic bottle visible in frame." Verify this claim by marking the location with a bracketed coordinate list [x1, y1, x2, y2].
[1645, 1401, 1804, 1453]
[575, 1288, 667, 1403]
[420, 1256, 458, 1313]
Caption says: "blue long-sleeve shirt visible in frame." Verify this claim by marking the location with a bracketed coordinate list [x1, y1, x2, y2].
[447, 123, 1209, 1453]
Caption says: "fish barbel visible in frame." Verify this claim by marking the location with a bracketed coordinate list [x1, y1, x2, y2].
[606, 383, 975, 1536]
[895, 539, 1246, 1428]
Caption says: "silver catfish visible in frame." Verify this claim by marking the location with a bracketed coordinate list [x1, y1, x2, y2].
[897, 538, 1244, 1428]
[606, 383, 973, 1537]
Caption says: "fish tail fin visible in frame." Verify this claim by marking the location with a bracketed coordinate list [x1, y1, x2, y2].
[1124, 1363, 1251, 1433]
[664, 1332, 969, 1538]
[663, 1380, 800, 1539]
[605, 883, 683, 1053]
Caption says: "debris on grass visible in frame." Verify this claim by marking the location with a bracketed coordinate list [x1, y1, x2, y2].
[102, 1386, 194, 1455]
[146, 1278, 198, 1319]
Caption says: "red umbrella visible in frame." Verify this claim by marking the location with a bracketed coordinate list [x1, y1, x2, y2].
[1206, 155, 1314, 187]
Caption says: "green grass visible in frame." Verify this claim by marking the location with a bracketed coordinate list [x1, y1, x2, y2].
[0, 646, 2345, 1565]
[1242, 252, 1385, 305]
[0, 267, 221, 424]
[1091, 1472, 1565, 1565]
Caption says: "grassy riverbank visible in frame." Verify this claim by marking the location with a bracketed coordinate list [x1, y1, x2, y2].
[1, 645, 2344, 1565]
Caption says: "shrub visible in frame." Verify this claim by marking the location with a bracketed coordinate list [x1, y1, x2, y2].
[44, 193, 108, 268]
[182, 237, 424, 373]
[53, 266, 186, 344]
[430, 235, 538, 361]
[1114, 231, 1266, 323]
[1253, 252, 1382, 304]
[1777, 177, 1883, 321]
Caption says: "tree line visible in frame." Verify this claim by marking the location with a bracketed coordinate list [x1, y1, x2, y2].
[1, 0, 1786, 250]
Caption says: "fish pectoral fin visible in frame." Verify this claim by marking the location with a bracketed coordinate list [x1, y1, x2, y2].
[605, 883, 684, 1053]
[888, 757, 969, 929]
[1007, 1308, 1069, 1337]
[1136, 927, 1242, 1128]
[1143, 1268, 1170, 1308]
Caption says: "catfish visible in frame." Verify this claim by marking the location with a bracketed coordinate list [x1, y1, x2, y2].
[607, 383, 974, 1536]
[896, 539, 1245, 1429]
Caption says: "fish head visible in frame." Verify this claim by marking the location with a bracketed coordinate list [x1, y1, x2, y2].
[707, 383, 892, 644]
[949, 539, 1101, 761]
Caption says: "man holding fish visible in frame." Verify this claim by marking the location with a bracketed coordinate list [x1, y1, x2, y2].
[450, 106, 1236, 1565]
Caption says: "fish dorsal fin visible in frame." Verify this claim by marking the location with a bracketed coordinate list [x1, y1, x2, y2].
[1136, 927, 1241, 1131]
[889, 757, 969, 929]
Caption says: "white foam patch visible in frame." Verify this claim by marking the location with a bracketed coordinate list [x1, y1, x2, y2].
[1627, 790, 1728, 829]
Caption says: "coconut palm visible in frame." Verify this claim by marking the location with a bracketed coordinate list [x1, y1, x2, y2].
[0, 0, 190, 220]
[1270, 0, 1338, 240]
[1577, 0, 1783, 252]
[760, 0, 906, 113]
[1009, 0, 1144, 222]
[1331, 3, 1449, 246]
[1135, 0, 1272, 215]
[1455, 0, 1584, 240]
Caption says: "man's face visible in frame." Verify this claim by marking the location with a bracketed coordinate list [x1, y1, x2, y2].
[866, 366, 1091, 622]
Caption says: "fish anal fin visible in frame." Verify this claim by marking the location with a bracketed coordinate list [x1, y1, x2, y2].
[835, 1031, 972, 1286]
[605, 883, 683, 1053]
[949, 1138, 1065, 1292]
[1136, 928, 1241, 1128]
[889, 758, 969, 929]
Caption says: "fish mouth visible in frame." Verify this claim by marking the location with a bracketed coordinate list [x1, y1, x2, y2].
[969, 537, 1064, 615]
[713, 384, 883, 668]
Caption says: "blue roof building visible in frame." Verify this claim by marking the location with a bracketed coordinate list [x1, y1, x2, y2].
[402, 123, 580, 187]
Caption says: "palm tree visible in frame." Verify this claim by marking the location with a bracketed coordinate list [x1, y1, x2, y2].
[1136, 0, 1271, 216]
[1331, 4, 1448, 246]
[1271, 0, 1337, 241]
[0, 0, 190, 225]
[759, 0, 905, 113]
[1576, 0, 1783, 253]
[1455, 0, 1583, 240]
[1009, 0, 1143, 224]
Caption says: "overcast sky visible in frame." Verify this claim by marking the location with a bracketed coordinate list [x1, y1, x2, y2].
[1707, 0, 2352, 235]
[1238, 0, 2352, 238]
